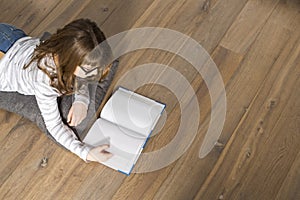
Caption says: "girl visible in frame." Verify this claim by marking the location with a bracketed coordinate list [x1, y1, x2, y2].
[0, 19, 113, 163]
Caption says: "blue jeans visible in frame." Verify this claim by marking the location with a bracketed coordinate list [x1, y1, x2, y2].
[0, 23, 27, 53]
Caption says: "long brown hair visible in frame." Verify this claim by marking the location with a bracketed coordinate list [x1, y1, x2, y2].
[25, 18, 112, 95]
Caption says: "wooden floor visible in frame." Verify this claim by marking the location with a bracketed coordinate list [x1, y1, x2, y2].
[1, 0, 299, 199]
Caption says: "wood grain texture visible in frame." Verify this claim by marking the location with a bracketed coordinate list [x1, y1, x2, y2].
[196, 29, 300, 200]
[0, 0, 299, 199]
[275, 149, 300, 200]
[220, 0, 280, 54]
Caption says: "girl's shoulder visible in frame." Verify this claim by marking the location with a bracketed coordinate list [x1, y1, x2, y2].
[13, 36, 40, 49]
[38, 54, 61, 95]
[34, 68, 60, 96]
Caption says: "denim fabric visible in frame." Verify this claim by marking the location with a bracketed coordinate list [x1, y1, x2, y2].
[0, 23, 27, 53]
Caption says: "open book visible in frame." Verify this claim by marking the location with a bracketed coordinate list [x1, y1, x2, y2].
[83, 86, 166, 175]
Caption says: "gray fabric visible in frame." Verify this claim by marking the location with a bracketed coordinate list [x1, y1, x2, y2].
[0, 60, 119, 146]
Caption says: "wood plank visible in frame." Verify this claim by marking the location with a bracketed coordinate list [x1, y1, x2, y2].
[0, 133, 53, 199]
[20, 148, 80, 200]
[0, 118, 41, 191]
[225, 36, 300, 200]
[9, 0, 61, 34]
[195, 27, 300, 199]
[152, 2, 297, 199]
[29, 0, 90, 37]
[0, 0, 30, 24]
[268, 0, 300, 32]
[30, 0, 125, 37]
[0, 110, 22, 143]
[215, 18, 292, 145]
[148, 47, 243, 200]
[220, 0, 280, 54]
[78, 0, 146, 37]
[275, 150, 300, 200]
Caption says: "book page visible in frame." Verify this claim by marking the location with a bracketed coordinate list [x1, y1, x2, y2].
[100, 87, 165, 137]
[83, 118, 146, 174]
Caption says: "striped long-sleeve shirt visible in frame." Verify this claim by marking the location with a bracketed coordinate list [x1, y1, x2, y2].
[0, 36, 93, 161]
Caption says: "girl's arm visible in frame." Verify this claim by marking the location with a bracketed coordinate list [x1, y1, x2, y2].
[73, 80, 90, 106]
[34, 81, 92, 161]
[67, 79, 90, 126]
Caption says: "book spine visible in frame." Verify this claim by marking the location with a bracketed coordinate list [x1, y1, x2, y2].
[134, 146, 144, 164]
[129, 164, 135, 175]
[160, 104, 166, 115]
[142, 105, 165, 148]
[142, 130, 153, 148]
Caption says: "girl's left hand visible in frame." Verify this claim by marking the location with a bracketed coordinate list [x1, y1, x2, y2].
[67, 102, 88, 126]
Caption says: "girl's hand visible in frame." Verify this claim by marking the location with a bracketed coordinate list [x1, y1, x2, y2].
[67, 102, 88, 126]
[87, 145, 113, 162]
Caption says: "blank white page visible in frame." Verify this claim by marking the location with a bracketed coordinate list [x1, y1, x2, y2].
[100, 87, 165, 137]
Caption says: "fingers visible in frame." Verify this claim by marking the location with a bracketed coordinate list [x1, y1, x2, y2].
[67, 107, 82, 127]
[101, 153, 113, 162]
[99, 148, 113, 162]
[98, 147, 113, 162]
[69, 115, 80, 126]
[67, 103, 88, 126]
[98, 145, 113, 161]
[97, 144, 110, 152]
[88, 145, 113, 163]
[67, 105, 73, 124]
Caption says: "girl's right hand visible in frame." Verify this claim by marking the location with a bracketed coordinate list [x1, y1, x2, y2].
[87, 145, 113, 162]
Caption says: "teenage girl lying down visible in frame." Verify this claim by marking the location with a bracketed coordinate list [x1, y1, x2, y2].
[0, 19, 114, 163]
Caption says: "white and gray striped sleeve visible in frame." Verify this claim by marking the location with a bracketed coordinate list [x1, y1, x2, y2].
[73, 83, 90, 108]
[33, 80, 93, 162]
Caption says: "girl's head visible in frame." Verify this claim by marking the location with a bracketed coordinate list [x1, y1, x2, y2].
[28, 18, 112, 94]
